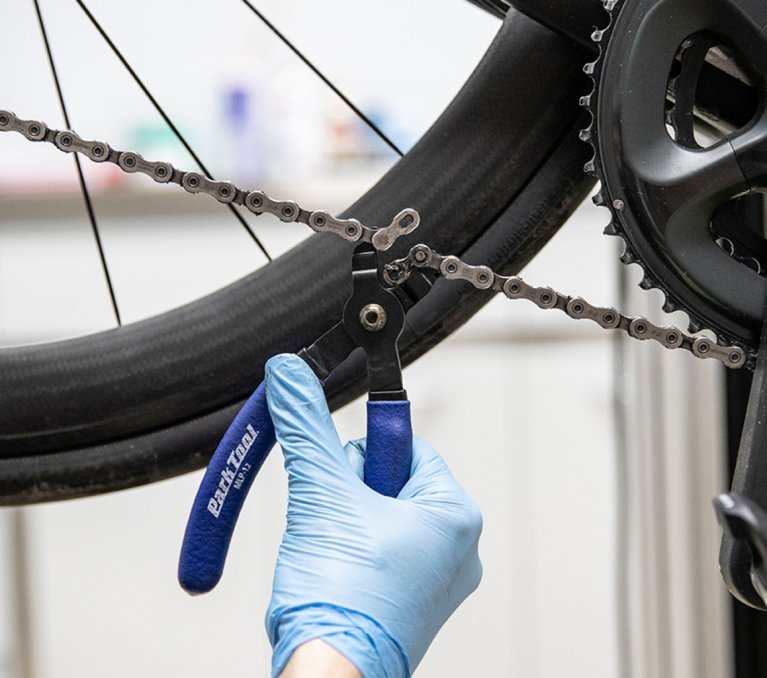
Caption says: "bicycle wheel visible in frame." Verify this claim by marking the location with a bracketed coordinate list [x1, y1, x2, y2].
[0, 8, 596, 504]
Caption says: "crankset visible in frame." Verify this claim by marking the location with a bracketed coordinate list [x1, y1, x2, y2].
[586, 0, 767, 609]
[586, 0, 767, 353]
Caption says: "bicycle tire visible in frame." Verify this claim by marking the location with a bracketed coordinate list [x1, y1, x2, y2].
[0, 10, 596, 504]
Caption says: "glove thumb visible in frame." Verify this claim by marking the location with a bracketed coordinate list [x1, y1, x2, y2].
[264, 354, 349, 482]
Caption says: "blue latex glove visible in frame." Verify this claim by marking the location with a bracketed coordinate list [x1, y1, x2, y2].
[264, 354, 483, 678]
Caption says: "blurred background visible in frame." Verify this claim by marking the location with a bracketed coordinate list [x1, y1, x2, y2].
[0, 1, 737, 676]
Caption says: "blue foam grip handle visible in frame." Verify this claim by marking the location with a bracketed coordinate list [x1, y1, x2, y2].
[364, 400, 413, 497]
[178, 382, 275, 595]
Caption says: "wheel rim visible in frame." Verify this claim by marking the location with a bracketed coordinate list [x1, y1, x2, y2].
[0, 12, 595, 502]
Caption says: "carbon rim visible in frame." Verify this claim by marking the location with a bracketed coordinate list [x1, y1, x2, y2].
[0, 13, 595, 503]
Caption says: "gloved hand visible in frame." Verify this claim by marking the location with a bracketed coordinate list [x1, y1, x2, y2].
[264, 354, 483, 678]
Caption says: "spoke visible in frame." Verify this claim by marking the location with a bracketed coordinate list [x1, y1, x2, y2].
[74, 0, 272, 262]
[238, 0, 403, 158]
[33, 0, 122, 325]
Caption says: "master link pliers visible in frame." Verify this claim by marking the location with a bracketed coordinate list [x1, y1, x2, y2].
[178, 214, 433, 594]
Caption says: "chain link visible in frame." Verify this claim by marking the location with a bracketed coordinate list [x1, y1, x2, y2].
[0, 108, 749, 369]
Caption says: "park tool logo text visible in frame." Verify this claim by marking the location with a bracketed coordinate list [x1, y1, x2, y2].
[207, 424, 258, 518]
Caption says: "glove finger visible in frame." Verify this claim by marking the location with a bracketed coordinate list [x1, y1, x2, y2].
[265, 354, 351, 481]
[399, 437, 463, 501]
[344, 438, 366, 481]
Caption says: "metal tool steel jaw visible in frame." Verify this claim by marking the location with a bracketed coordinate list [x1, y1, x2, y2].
[178, 240, 431, 595]
[300, 243, 417, 496]
[715, 307, 767, 611]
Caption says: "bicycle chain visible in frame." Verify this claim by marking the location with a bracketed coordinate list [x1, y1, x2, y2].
[0, 108, 747, 369]
[0, 109, 420, 250]
[385, 245, 746, 369]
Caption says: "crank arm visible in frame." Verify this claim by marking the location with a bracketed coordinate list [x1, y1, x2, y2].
[715, 305, 767, 609]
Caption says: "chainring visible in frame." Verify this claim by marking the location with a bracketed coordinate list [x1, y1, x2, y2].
[583, 0, 767, 361]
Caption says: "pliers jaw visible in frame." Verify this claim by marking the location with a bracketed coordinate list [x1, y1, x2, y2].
[299, 242, 432, 401]
[342, 244, 406, 400]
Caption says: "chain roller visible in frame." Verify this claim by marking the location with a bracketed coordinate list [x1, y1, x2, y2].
[53, 130, 110, 163]
[181, 172, 238, 204]
[0, 110, 46, 142]
[117, 151, 174, 184]
[307, 210, 364, 240]
[242, 190, 300, 223]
